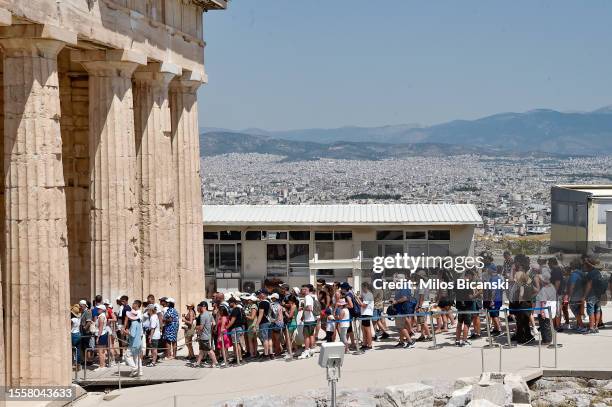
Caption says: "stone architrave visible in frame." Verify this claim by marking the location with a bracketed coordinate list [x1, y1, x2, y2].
[133, 62, 180, 301]
[0, 25, 76, 385]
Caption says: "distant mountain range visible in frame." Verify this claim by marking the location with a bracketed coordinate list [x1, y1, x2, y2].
[201, 106, 612, 159]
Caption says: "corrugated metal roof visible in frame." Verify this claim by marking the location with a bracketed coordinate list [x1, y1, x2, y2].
[202, 204, 483, 226]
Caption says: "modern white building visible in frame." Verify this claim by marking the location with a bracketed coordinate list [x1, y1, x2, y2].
[551, 185, 612, 252]
[202, 204, 482, 295]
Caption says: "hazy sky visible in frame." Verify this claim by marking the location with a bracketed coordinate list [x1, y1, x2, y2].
[198, 1, 612, 130]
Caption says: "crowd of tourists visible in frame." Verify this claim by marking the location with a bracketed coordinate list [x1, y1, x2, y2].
[70, 252, 610, 374]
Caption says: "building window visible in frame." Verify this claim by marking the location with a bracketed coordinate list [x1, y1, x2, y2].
[289, 244, 309, 276]
[376, 230, 403, 240]
[576, 204, 587, 227]
[597, 202, 612, 224]
[334, 231, 352, 240]
[204, 243, 241, 277]
[428, 230, 450, 240]
[317, 269, 334, 277]
[289, 231, 310, 241]
[315, 231, 334, 241]
[219, 230, 241, 240]
[315, 242, 334, 260]
[429, 243, 450, 257]
[405, 231, 427, 240]
[267, 244, 288, 277]
[204, 231, 219, 240]
[245, 231, 263, 240]
[265, 231, 287, 240]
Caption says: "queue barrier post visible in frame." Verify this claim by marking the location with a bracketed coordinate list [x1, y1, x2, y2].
[72, 347, 79, 382]
[503, 309, 515, 348]
[428, 311, 440, 350]
[484, 309, 494, 349]
[232, 331, 241, 365]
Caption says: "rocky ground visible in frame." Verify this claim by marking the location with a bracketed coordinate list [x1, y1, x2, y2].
[530, 377, 612, 407]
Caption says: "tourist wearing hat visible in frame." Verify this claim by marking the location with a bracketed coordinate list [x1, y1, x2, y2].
[70, 305, 82, 364]
[255, 289, 273, 359]
[582, 256, 604, 334]
[125, 300, 143, 375]
[242, 294, 259, 359]
[146, 304, 161, 367]
[336, 298, 350, 353]
[182, 303, 197, 360]
[163, 297, 179, 359]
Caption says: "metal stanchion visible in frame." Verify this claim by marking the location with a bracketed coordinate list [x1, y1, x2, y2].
[233, 331, 241, 365]
[137, 351, 141, 377]
[484, 309, 494, 348]
[428, 311, 440, 350]
[73, 347, 78, 381]
[117, 356, 122, 390]
[537, 334, 542, 368]
[480, 347, 485, 373]
[503, 309, 514, 348]
[498, 343, 502, 372]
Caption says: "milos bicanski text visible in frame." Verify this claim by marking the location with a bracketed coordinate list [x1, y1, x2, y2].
[371, 254, 509, 290]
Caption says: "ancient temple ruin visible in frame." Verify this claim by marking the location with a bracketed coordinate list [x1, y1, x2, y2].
[0, 0, 226, 388]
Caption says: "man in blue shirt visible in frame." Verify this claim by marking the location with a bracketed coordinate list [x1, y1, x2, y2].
[391, 274, 415, 348]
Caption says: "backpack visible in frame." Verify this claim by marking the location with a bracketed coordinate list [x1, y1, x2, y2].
[268, 302, 282, 324]
[591, 270, 608, 297]
[312, 297, 322, 318]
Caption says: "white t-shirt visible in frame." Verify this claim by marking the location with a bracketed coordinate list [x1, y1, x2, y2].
[339, 308, 350, 328]
[149, 314, 161, 340]
[303, 294, 315, 323]
[361, 291, 374, 316]
[71, 317, 80, 334]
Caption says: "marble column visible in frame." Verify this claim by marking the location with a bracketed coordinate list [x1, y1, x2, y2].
[133, 63, 179, 301]
[74, 50, 145, 302]
[170, 73, 204, 308]
[1, 35, 73, 386]
[0, 48, 5, 389]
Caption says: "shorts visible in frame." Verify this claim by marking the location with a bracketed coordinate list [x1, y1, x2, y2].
[407, 302, 417, 315]
[373, 309, 383, 320]
[198, 340, 212, 352]
[149, 339, 159, 349]
[438, 299, 453, 308]
[457, 312, 472, 327]
[258, 322, 271, 342]
[416, 308, 427, 324]
[303, 323, 316, 338]
[586, 299, 601, 316]
[570, 303, 582, 317]
[97, 334, 108, 347]
[486, 301, 502, 318]
[474, 300, 482, 311]
[361, 319, 371, 327]
[229, 328, 242, 340]
[395, 316, 408, 329]
[270, 322, 284, 332]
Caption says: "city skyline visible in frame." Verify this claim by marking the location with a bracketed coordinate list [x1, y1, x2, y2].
[199, 1, 612, 130]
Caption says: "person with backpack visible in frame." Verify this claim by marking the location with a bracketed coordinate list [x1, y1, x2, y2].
[582, 256, 605, 334]
[268, 293, 285, 357]
[227, 297, 245, 363]
[255, 289, 273, 360]
[566, 258, 587, 333]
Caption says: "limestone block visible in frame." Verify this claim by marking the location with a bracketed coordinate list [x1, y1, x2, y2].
[384, 382, 434, 407]
[454, 376, 480, 390]
[503, 374, 530, 404]
[447, 385, 473, 407]
[471, 383, 508, 407]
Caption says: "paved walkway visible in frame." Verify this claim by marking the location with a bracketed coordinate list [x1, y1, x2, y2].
[74, 306, 612, 407]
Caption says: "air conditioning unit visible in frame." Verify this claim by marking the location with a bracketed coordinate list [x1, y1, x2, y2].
[242, 279, 262, 293]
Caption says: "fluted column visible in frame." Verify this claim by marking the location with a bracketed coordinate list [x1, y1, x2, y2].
[170, 73, 204, 308]
[134, 63, 179, 301]
[74, 50, 145, 302]
[1, 36, 72, 386]
[0, 48, 5, 389]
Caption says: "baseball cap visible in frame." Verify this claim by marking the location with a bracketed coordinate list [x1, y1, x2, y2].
[166, 297, 176, 303]
[78, 300, 87, 306]
[198, 301, 208, 309]
[269, 293, 279, 300]
[103, 299, 110, 305]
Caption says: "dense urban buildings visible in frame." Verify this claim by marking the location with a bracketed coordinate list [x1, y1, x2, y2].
[0, 0, 226, 389]
[202, 153, 612, 238]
